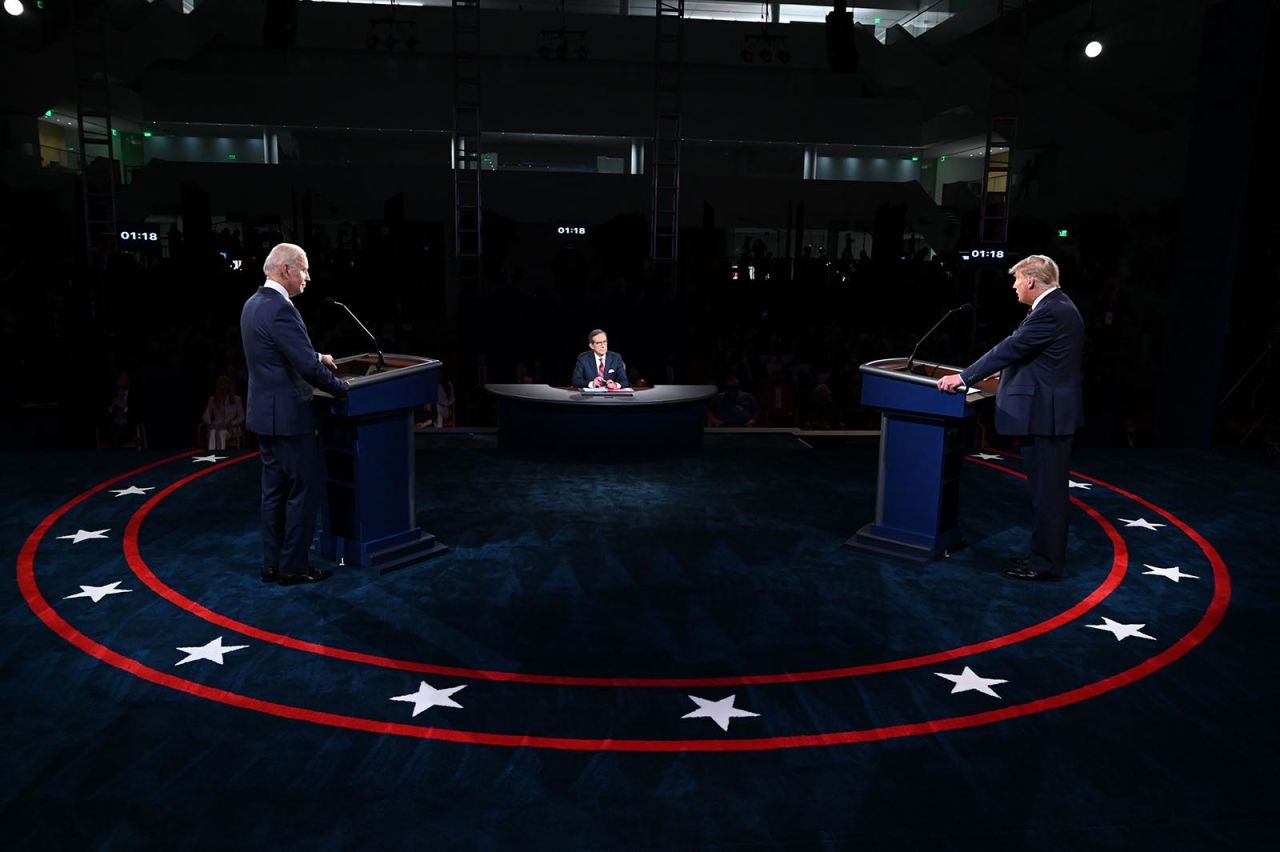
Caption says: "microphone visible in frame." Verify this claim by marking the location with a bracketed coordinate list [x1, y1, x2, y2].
[905, 303, 972, 374]
[324, 297, 385, 373]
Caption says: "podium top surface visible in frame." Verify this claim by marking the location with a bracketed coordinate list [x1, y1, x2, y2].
[332, 353, 442, 389]
[861, 357, 996, 401]
[485, 384, 717, 406]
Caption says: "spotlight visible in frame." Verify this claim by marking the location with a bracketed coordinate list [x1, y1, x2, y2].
[741, 47, 753, 63]
[4, 0, 23, 16]
[759, 48, 772, 63]
[366, 33, 380, 50]
[1080, 1, 1104, 60]
[384, 34, 397, 49]
[777, 49, 791, 64]
[577, 44, 589, 61]
[405, 35, 418, 51]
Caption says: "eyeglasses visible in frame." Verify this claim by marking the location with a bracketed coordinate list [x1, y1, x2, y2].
[590, 340, 608, 345]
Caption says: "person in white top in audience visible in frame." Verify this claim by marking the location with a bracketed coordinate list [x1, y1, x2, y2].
[202, 374, 245, 450]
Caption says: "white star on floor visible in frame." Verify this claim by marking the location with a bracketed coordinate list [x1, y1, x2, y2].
[389, 681, 466, 716]
[175, 636, 249, 666]
[63, 581, 133, 603]
[682, 694, 760, 731]
[191, 454, 227, 464]
[1143, 564, 1199, 583]
[1118, 517, 1166, 531]
[108, 485, 155, 497]
[972, 452, 1003, 461]
[1087, 617, 1156, 641]
[1069, 480, 1092, 489]
[55, 529, 110, 544]
[935, 666, 1008, 699]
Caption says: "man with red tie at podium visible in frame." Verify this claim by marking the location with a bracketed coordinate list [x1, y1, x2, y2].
[572, 328, 631, 390]
[241, 243, 350, 587]
[936, 254, 1084, 581]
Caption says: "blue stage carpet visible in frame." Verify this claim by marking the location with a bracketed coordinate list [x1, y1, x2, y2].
[1, 438, 1275, 850]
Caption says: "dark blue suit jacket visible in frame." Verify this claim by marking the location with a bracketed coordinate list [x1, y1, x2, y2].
[572, 351, 629, 388]
[960, 288, 1084, 437]
[240, 286, 349, 436]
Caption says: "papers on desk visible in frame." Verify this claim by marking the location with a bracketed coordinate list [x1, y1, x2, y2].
[580, 387, 635, 396]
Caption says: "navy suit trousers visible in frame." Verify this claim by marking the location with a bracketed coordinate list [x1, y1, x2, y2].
[258, 431, 323, 576]
[1021, 434, 1074, 577]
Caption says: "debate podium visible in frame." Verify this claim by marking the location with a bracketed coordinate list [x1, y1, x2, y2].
[315, 353, 448, 574]
[848, 357, 995, 562]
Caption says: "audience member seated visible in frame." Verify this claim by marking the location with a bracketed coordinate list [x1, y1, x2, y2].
[756, 367, 796, 426]
[415, 401, 437, 429]
[436, 374, 456, 427]
[706, 375, 759, 427]
[803, 384, 843, 430]
[98, 371, 146, 449]
[200, 374, 245, 450]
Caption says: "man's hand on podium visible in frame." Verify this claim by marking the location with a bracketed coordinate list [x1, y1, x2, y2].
[937, 373, 966, 394]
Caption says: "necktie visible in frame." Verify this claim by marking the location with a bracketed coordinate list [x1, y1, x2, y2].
[598, 358, 605, 378]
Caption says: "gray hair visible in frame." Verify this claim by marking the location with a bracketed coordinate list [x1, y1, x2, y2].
[263, 243, 306, 277]
[587, 328, 607, 344]
[1009, 254, 1060, 288]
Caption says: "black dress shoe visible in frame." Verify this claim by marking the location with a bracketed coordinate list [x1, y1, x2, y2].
[260, 569, 279, 584]
[278, 567, 333, 586]
[1003, 564, 1061, 581]
[1005, 555, 1030, 570]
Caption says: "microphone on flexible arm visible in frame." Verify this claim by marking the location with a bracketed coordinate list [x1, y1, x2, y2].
[904, 303, 973, 375]
[324, 297, 385, 373]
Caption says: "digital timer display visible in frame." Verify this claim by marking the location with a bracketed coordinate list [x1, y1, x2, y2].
[117, 225, 163, 254]
[557, 226, 587, 236]
[959, 247, 1009, 263]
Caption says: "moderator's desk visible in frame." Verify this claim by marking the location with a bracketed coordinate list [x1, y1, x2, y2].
[485, 384, 717, 451]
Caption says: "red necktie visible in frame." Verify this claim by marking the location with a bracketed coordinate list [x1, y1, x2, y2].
[598, 358, 605, 379]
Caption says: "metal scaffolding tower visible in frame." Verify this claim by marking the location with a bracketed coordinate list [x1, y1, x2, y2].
[978, 0, 1029, 246]
[453, 0, 483, 298]
[650, 1, 684, 287]
[70, 1, 119, 268]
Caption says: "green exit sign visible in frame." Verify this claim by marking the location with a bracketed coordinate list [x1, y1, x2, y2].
[1057, 229, 1069, 238]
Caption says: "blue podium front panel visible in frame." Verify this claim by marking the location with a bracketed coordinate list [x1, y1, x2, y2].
[318, 353, 448, 574]
[848, 358, 991, 563]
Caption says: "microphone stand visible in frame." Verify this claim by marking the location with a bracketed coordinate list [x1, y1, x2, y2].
[906, 305, 970, 374]
[327, 298, 385, 372]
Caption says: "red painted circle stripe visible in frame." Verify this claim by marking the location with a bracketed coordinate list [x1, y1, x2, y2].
[17, 452, 1229, 751]
[119, 456, 1127, 686]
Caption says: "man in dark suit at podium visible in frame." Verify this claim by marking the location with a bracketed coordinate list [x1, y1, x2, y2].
[241, 243, 349, 586]
[572, 328, 630, 389]
[937, 254, 1084, 580]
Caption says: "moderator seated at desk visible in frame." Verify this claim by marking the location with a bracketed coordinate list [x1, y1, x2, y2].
[485, 384, 717, 451]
